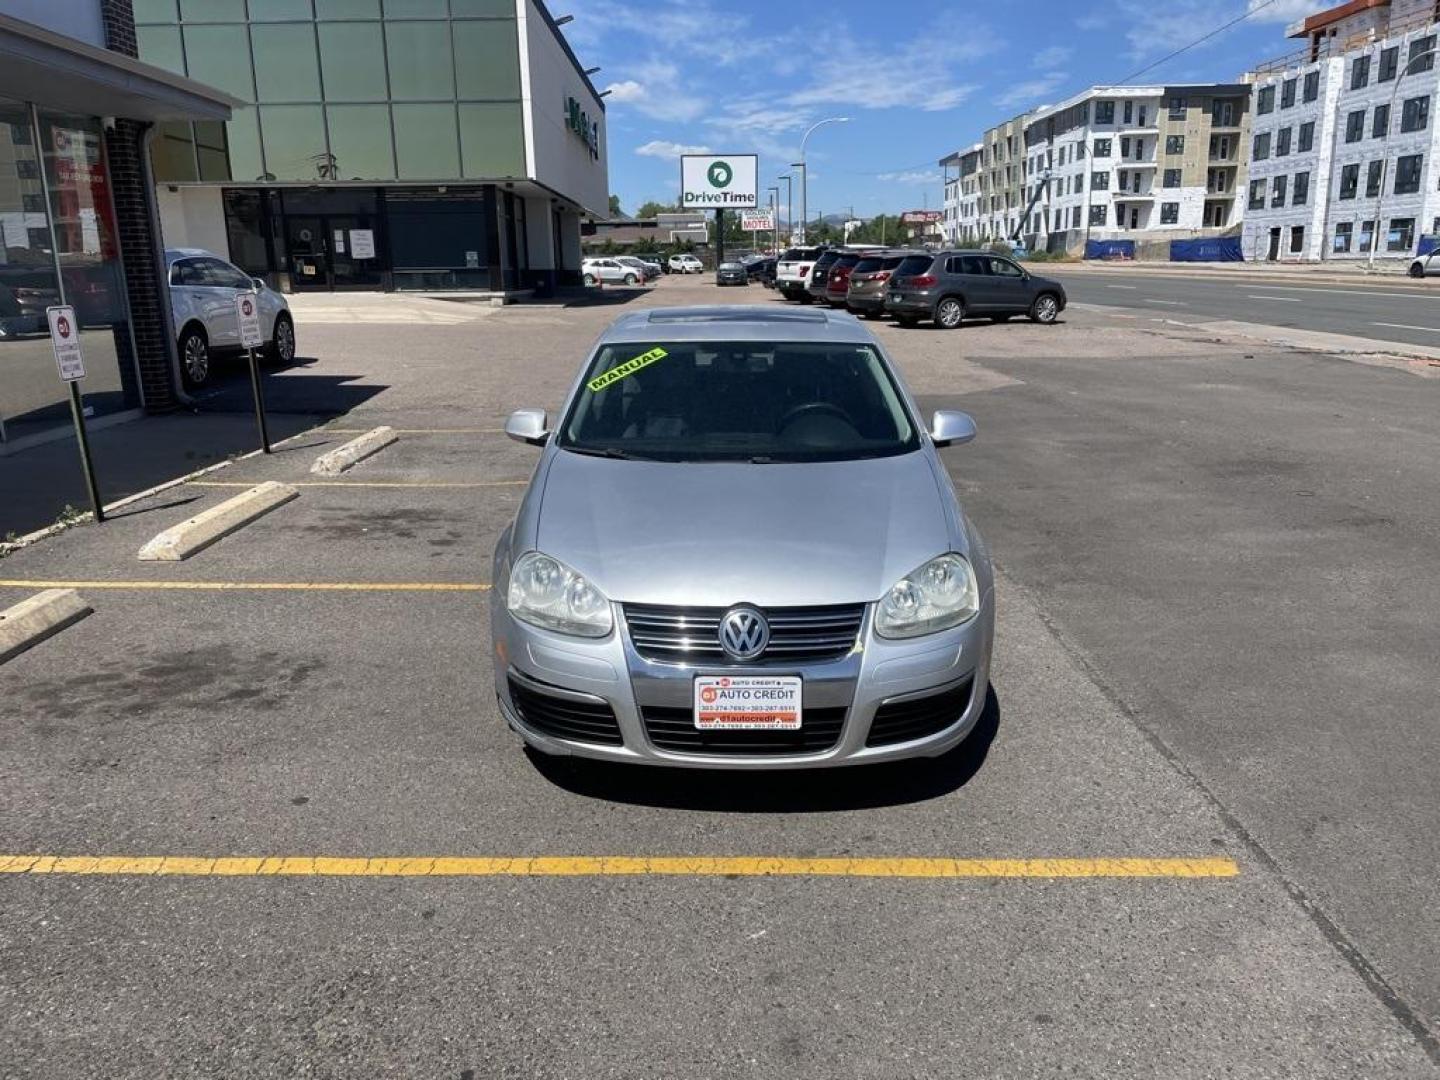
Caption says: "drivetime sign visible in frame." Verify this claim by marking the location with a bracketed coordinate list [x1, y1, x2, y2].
[681, 154, 758, 209]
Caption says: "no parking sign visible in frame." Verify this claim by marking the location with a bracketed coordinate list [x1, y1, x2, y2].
[236, 293, 264, 348]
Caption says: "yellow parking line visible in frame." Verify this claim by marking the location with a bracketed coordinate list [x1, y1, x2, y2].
[190, 480, 526, 489]
[0, 855, 1238, 878]
[0, 580, 489, 592]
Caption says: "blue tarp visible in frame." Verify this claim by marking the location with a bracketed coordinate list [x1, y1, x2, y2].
[1170, 236, 1243, 262]
[1084, 239, 1135, 260]
[1417, 234, 1440, 257]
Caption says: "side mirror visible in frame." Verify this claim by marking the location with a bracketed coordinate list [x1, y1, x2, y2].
[251, 277, 266, 290]
[930, 410, 976, 448]
[505, 408, 550, 446]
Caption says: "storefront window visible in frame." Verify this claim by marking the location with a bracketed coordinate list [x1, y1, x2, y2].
[387, 189, 493, 290]
[326, 106, 397, 179]
[393, 104, 459, 179]
[319, 23, 389, 101]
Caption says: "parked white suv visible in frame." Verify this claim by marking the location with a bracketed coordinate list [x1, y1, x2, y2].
[582, 258, 642, 286]
[616, 256, 661, 281]
[775, 245, 827, 300]
[166, 248, 293, 389]
[668, 254, 704, 274]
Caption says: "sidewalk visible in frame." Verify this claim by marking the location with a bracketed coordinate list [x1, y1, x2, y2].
[1047, 258, 1420, 285]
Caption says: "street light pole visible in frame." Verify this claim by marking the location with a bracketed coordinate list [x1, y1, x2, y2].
[777, 174, 793, 244]
[767, 185, 780, 254]
[1369, 44, 1436, 269]
[796, 116, 850, 243]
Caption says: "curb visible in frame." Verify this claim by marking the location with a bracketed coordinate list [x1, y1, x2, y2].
[0, 589, 93, 664]
[137, 481, 299, 562]
[310, 426, 398, 476]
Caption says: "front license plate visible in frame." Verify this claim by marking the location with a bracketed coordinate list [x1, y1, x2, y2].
[694, 675, 802, 730]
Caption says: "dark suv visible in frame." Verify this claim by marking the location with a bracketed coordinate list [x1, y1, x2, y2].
[884, 250, 1066, 329]
[822, 250, 868, 306]
[803, 249, 844, 303]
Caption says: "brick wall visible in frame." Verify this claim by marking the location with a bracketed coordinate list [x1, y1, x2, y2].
[99, 0, 179, 411]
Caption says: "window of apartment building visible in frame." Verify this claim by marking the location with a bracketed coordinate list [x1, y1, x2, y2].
[1208, 168, 1229, 193]
[1092, 170, 1110, 189]
[1373, 103, 1390, 138]
[1089, 205, 1107, 226]
[1360, 218, 1378, 251]
[1388, 217, 1415, 251]
[1303, 70, 1320, 103]
[1213, 99, 1237, 124]
[1339, 163, 1360, 199]
[1138, 105, 1148, 126]
[1298, 120, 1315, 152]
[1280, 81, 1295, 110]
[1121, 136, 1131, 157]
[1352, 54, 1371, 89]
[1096, 100, 1115, 124]
[1073, 206, 1082, 228]
[1248, 178, 1266, 209]
[1293, 170, 1310, 205]
[1165, 134, 1185, 154]
[1169, 96, 1187, 119]
[1333, 221, 1353, 252]
[1401, 95, 1430, 132]
[1123, 100, 1133, 124]
[1211, 134, 1232, 160]
[1346, 109, 1366, 142]
[1409, 35, 1435, 74]
[1395, 153, 1423, 194]
[1380, 45, 1399, 81]
[1257, 86, 1275, 115]
[1058, 146, 1066, 166]
[21, 192, 45, 212]
[15, 158, 38, 179]
[1164, 167, 1181, 187]
[1118, 169, 1128, 191]
[1366, 159, 1384, 197]
[1077, 141, 1086, 158]
[1094, 138, 1111, 157]
[1160, 202, 1179, 224]
[1272, 174, 1288, 207]
[1277, 127, 1292, 156]
[1054, 208, 1063, 231]
[1253, 132, 1271, 160]
[1284, 225, 1302, 253]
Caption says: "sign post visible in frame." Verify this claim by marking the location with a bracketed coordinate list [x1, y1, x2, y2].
[235, 293, 271, 454]
[46, 305, 104, 523]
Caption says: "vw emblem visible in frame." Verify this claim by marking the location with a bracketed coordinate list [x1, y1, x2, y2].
[719, 605, 769, 662]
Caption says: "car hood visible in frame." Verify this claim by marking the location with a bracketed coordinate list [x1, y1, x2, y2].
[534, 449, 956, 606]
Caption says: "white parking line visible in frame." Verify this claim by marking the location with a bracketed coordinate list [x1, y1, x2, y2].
[1143, 299, 1186, 305]
[1106, 285, 1138, 290]
[1373, 321, 1440, 332]
[1231, 284, 1440, 301]
[1248, 295, 1304, 302]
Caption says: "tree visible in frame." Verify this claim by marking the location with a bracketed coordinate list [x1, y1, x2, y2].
[608, 194, 623, 217]
[636, 200, 677, 219]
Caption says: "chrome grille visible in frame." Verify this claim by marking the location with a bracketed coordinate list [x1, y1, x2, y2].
[623, 603, 865, 664]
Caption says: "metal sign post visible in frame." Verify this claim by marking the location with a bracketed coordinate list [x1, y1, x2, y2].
[235, 293, 271, 454]
[46, 305, 104, 523]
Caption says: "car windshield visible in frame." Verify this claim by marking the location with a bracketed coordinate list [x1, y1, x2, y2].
[559, 339, 920, 463]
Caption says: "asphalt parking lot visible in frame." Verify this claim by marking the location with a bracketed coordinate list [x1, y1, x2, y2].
[2, 277, 1439, 1077]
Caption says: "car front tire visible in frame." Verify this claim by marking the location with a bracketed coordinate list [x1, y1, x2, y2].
[1409, 261, 1426, 278]
[624, 273, 638, 285]
[179, 325, 210, 389]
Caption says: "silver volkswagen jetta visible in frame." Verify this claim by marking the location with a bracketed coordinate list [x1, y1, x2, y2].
[490, 306, 994, 768]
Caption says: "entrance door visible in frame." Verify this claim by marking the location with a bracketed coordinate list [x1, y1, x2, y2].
[1268, 227, 1282, 261]
[285, 214, 383, 290]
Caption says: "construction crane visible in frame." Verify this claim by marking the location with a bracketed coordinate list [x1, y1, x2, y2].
[1010, 167, 1053, 246]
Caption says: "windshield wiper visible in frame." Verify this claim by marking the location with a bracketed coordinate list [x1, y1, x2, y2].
[563, 445, 650, 461]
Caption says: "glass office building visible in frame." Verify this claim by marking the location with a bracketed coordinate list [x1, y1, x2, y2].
[134, 0, 607, 291]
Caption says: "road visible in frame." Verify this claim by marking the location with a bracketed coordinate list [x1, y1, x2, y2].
[1050, 264, 1440, 348]
[1, 280, 1439, 1077]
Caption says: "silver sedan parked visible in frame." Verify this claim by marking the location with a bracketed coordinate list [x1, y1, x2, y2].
[166, 248, 294, 388]
[491, 305, 995, 768]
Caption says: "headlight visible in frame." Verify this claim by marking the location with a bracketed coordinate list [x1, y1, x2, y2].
[874, 554, 979, 639]
[506, 552, 613, 638]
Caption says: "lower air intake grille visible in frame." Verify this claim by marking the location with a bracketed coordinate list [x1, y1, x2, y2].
[641, 706, 847, 755]
[865, 678, 974, 748]
[507, 675, 623, 745]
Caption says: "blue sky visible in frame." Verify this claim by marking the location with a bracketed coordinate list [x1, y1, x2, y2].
[564, 0, 1333, 220]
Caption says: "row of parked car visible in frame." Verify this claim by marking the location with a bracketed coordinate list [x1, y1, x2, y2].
[580, 253, 705, 285]
[770, 245, 1067, 329]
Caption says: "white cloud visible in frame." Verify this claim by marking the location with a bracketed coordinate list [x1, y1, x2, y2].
[603, 80, 646, 103]
[782, 28, 992, 113]
[1033, 45, 1073, 68]
[598, 62, 707, 122]
[1246, 0, 1330, 21]
[996, 73, 1066, 109]
[878, 170, 942, 185]
[635, 139, 712, 158]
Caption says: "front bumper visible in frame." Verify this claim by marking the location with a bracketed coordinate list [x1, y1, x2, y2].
[490, 594, 994, 769]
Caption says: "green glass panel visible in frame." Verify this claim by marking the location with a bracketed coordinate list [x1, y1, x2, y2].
[195, 121, 232, 181]
[227, 107, 266, 182]
[384, 0, 447, 15]
[259, 104, 328, 179]
[179, 0, 246, 21]
[459, 101, 524, 177]
[250, 0, 314, 18]
[386, 22, 454, 100]
[451, 0, 513, 15]
[453, 20, 519, 99]
[136, 25, 185, 74]
[393, 103, 459, 179]
[133, 0, 179, 23]
[326, 105, 396, 179]
[252, 24, 322, 102]
[315, 0, 379, 16]
[318, 22, 388, 101]
[182, 25, 255, 101]
[151, 121, 199, 181]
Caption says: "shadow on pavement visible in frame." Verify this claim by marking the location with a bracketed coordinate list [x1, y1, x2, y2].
[527, 686, 1000, 813]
